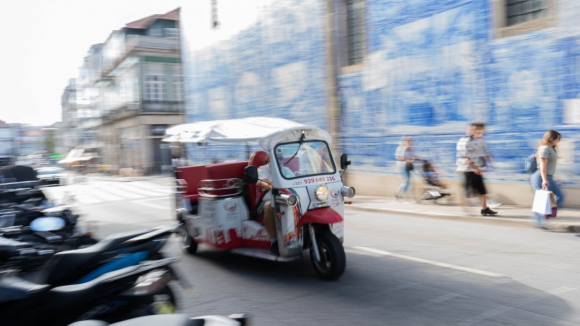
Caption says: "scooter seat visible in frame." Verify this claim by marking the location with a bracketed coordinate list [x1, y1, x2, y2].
[29, 229, 151, 286]
[0, 275, 49, 303]
[70, 315, 191, 326]
[44, 266, 138, 311]
[68, 314, 239, 326]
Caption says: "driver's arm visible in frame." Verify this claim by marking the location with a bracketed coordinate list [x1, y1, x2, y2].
[258, 179, 272, 190]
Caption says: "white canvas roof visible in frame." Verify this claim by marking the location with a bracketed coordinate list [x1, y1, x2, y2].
[163, 117, 332, 150]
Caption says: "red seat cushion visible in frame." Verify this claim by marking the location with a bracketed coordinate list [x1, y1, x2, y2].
[206, 161, 248, 180]
[176, 166, 207, 204]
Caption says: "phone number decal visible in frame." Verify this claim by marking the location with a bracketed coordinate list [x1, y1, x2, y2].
[292, 176, 335, 186]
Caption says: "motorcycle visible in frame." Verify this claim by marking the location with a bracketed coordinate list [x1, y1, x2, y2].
[0, 180, 97, 271]
[0, 224, 186, 325]
[68, 313, 250, 326]
[165, 117, 355, 280]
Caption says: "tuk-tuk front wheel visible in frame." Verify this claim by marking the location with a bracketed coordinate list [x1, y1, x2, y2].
[310, 231, 346, 280]
[178, 225, 198, 255]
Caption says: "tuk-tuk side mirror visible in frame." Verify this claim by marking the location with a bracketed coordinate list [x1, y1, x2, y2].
[244, 166, 259, 184]
[340, 153, 351, 170]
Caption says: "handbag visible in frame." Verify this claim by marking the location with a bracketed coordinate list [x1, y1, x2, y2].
[405, 162, 414, 171]
[545, 192, 557, 219]
[532, 189, 557, 217]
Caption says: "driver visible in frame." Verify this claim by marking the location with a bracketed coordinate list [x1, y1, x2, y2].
[257, 154, 295, 255]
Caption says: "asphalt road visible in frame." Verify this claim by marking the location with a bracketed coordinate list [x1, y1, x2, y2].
[48, 178, 580, 326]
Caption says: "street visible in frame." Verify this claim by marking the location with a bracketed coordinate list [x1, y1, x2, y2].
[45, 178, 580, 326]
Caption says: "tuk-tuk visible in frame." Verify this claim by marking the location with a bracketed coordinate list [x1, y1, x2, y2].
[165, 117, 355, 280]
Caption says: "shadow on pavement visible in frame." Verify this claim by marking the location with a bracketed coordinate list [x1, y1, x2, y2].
[168, 241, 577, 326]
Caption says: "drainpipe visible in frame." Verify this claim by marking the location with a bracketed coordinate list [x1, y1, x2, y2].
[325, 0, 343, 160]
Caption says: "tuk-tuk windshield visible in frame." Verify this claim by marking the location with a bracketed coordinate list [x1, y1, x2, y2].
[274, 141, 335, 179]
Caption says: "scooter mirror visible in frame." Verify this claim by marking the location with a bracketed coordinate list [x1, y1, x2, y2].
[244, 166, 259, 184]
[340, 153, 351, 170]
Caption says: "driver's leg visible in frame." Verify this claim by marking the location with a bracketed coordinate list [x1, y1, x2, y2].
[263, 201, 276, 239]
[263, 201, 279, 255]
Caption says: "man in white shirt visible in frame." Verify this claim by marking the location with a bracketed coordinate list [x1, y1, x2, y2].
[456, 125, 473, 209]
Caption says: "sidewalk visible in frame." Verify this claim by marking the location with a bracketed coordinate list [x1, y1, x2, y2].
[346, 196, 580, 233]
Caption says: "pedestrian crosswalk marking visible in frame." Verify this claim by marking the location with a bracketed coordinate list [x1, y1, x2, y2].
[103, 184, 145, 199]
[134, 181, 174, 195]
[114, 182, 169, 198]
[133, 198, 169, 210]
[86, 187, 120, 202]
[42, 181, 173, 205]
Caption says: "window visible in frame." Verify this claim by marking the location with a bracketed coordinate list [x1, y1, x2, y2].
[506, 0, 546, 26]
[149, 28, 162, 37]
[274, 141, 336, 180]
[172, 75, 183, 101]
[165, 28, 179, 38]
[495, 0, 554, 38]
[346, 0, 366, 65]
[145, 75, 166, 101]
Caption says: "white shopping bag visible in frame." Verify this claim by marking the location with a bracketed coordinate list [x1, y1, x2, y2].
[532, 190, 552, 215]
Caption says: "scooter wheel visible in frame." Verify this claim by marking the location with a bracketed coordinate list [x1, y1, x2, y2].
[310, 231, 346, 280]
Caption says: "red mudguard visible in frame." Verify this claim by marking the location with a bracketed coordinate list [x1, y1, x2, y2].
[297, 207, 343, 227]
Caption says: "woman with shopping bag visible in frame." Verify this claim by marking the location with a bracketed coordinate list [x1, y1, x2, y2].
[530, 130, 564, 229]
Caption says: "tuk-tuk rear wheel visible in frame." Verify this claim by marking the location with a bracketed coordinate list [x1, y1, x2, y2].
[178, 225, 198, 255]
[310, 231, 346, 280]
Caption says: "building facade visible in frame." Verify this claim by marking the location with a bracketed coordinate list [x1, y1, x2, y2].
[180, 0, 580, 206]
[61, 9, 184, 175]
[0, 123, 21, 164]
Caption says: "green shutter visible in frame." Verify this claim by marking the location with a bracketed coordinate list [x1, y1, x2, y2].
[143, 56, 180, 63]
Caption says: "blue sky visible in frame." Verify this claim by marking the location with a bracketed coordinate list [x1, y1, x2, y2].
[0, 0, 186, 125]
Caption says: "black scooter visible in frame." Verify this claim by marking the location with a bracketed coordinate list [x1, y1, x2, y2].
[0, 204, 97, 272]
[0, 224, 186, 326]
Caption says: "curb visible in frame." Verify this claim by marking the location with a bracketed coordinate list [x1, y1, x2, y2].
[344, 205, 580, 233]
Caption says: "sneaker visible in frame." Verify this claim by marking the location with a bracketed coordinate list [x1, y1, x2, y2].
[270, 240, 280, 256]
[487, 199, 503, 209]
[481, 207, 498, 216]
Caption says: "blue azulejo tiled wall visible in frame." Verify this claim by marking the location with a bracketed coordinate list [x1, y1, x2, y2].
[340, 0, 580, 186]
[180, 0, 580, 186]
[180, 0, 330, 164]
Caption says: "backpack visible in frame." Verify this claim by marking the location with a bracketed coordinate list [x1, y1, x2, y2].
[524, 153, 537, 174]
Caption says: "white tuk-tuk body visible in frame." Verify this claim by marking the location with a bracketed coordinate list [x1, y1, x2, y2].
[166, 118, 353, 278]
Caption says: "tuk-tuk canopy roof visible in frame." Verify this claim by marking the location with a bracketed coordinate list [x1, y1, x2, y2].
[163, 117, 332, 150]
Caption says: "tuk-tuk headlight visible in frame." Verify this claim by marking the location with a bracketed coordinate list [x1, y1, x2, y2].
[315, 186, 329, 201]
[341, 186, 356, 198]
[287, 195, 298, 206]
[275, 194, 298, 207]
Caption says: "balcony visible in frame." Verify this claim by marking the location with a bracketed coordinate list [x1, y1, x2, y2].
[102, 101, 182, 123]
[125, 35, 179, 52]
[100, 35, 179, 79]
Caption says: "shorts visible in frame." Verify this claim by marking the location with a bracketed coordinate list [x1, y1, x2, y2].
[464, 172, 487, 196]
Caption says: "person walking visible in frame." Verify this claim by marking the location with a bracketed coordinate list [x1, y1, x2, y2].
[530, 130, 564, 229]
[456, 125, 474, 211]
[394, 137, 419, 200]
[464, 122, 498, 216]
